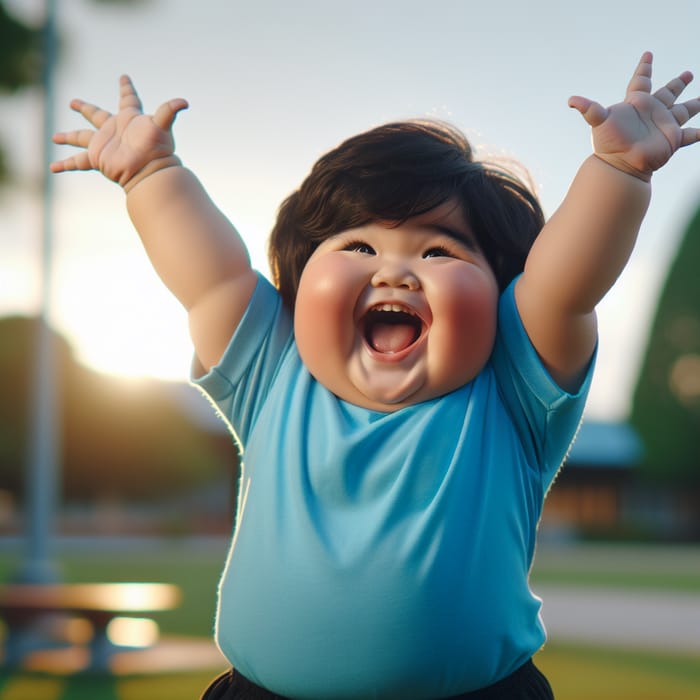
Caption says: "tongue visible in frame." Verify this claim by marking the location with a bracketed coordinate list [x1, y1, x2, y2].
[370, 322, 417, 353]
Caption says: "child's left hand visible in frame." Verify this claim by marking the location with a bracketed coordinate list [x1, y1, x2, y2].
[569, 51, 700, 180]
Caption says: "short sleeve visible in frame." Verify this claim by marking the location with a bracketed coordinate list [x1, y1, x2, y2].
[191, 273, 294, 443]
[491, 276, 596, 485]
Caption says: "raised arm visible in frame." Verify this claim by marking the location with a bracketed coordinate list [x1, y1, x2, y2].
[515, 52, 700, 390]
[52, 76, 258, 372]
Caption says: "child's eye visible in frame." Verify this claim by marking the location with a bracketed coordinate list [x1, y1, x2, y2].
[344, 241, 376, 255]
[423, 246, 453, 259]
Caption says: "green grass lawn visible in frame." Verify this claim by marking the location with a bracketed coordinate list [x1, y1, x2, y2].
[531, 541, 700, 593]
[0, 670, 215, 700]
[537, 643, 700, 699]
[1, 540, 699, 699]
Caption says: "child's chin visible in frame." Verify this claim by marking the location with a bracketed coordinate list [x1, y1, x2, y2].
[349, 378, 425, 411]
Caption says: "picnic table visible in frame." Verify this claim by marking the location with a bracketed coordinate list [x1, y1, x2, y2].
[0, 582, 182, 671]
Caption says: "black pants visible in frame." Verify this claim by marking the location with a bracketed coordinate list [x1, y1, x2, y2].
[200, 660, 554, 699]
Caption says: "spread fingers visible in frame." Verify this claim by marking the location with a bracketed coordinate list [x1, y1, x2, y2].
[52, 128, 94, 148]
[70, 99, 112, 128]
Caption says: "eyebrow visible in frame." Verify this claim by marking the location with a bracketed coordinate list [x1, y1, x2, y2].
[427, 223, 481, 253]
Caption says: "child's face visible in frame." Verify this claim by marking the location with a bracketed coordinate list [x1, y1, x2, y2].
[294, 200, 499, 411]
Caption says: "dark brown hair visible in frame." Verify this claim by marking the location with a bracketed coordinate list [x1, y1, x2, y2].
[268, 120, 544, 309]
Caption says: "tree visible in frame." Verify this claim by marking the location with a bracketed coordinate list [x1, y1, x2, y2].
[0, 0, 147, 183]
[0, 2, 43, 183]
[630, 204, 700, 484]
[0, 316, 237, 503]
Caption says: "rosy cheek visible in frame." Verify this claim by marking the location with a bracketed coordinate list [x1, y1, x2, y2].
[429, 273, 498, 371]
[455, 299, 497, 355]
[295, 255, 362, 362]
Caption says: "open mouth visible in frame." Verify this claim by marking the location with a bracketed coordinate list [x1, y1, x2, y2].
[362, 304, 424, 355]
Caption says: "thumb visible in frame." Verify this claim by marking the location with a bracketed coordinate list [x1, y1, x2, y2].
[153, 98, 189, 131]
[568, 95, 609, 127]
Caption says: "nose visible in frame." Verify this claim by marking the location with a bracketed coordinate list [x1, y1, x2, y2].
[370, 261, 421, 290]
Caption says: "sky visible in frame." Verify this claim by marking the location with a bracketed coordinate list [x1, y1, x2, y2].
[1, 0, 699, 421]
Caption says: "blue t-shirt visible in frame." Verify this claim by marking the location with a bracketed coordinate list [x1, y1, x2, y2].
[193, 273, 594, 699]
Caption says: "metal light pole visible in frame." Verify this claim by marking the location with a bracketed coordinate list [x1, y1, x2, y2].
[19, 0, 60, 584]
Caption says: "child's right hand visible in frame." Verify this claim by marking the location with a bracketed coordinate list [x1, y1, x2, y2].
[51, 75, 189, 191]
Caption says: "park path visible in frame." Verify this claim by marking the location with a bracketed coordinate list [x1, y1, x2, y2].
[537, 584, 700, 652]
